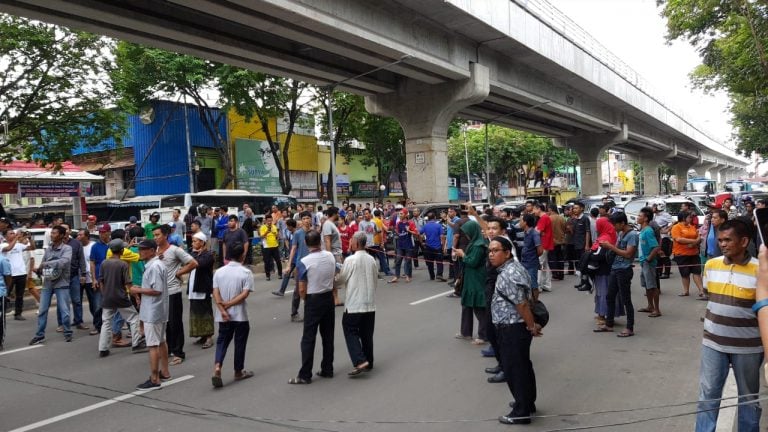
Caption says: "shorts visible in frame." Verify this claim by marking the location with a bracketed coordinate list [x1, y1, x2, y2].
[640, 262, 657, 290]
[144, 322, 167, 347]
[675, 255, 701, 278]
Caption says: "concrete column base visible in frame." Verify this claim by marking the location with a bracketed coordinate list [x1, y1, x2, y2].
[365, 63, 490, 203]
[566, 126, 627, 197]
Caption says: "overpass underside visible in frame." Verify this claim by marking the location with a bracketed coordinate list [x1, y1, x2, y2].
[0, 0, 747, 201]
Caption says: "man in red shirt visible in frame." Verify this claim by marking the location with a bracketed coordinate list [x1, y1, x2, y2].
[533, 203, 554, 292]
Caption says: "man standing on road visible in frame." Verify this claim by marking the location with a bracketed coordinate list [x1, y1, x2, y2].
[653, 202, 673, 279]
[547, 204, 566, 281]
[0, 251, 11, 350]
[336, 231, 378, 376]
[260, 214, 282, 281]
[277, 213, 312, 323]
[570, 202, 591, 282]
[597, 212, 638, 337]
[222, 215, 248, 265]
[98, 239, 144, 357]
[29, 225, 73, 345]
[2, 229, 34, 321]
[532, 203, 554, 292]
[153, 224, 198, 366]
[78, 229, 100, 335]
[288, 230, 337, 385]
[58, 223, 88, 333]
[131, 239, 171, 390]
[372, 210, 392, 276]
[322, 207, 343, 306]
[696, 220, 762, 431]
[636, 207, 662, 319]
[420, 212, 446, 282]
[211, 242, 254, 388]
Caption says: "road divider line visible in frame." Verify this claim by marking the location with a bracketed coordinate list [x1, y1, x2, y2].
[410, 290, 455, 306]
[8, 375, 194, 432]
[0, 345, 43, 356]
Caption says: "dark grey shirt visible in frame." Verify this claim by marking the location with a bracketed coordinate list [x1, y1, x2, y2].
[67, 238, 87, 278]
[572, 214, 590, 250]
[41, 242, 72, 289]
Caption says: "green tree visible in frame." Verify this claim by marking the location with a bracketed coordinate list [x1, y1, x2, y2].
[111, 42, 235, 188]
[358, 114, 406, 200]
[314, 91, 369, 200]
[218, 68, 315, 194]
[447, 124, 561, 198]
[0, 14, 123, 163]
[660, 0, 768, 158]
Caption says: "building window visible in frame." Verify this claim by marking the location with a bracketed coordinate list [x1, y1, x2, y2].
[122, 169, 135, 191]
[91, 182, 106, 197]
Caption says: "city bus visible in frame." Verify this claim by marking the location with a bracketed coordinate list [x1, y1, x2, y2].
[143, 189, 297, 223]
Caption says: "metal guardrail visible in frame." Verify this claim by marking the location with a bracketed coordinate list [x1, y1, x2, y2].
[515, 0, 734, 150]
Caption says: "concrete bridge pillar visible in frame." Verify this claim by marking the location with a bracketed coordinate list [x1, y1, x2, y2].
[639, 151, 675, 196]
[566, 125, 628, 196]
[696, 161, 719, 182]
[716, 165, 730, 187]
[668, 158, 698, 193]
[365, 63, 490, 203]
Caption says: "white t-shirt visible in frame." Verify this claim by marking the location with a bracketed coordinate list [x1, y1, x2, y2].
[1, 243, 28, 276]
[212, 261, 253, 322]
[82, 242, 94, 283]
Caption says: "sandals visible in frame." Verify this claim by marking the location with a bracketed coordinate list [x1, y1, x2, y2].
[348, 361, 370, 376]
[387, 277, 398, 284]
[201, 338, 214, 349]
[169, 356, 184, 366]
[648, 313, 662, 318]
[211, 375, 223, 388]
[234, 370, 254, 381]
[678, 292, 690, 297]
[593, 326, 614, 333]
[454, 333, 471, 340]
[471, 338, 487, 345]
[617, 330, 634, 338]
[637, 308, 652, 313]
[288, 377, 311, 384]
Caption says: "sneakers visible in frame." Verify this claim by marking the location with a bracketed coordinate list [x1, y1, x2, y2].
[99, 350, 110, 358]
[56, 326, 64, 333]
[132, 341, 148, 353]
[271, 291, 284, 297]
[481, 346, 495, 357]
[266, 276, 271, 281]
[136, 379, 161, 390]
[277, 274, 283, 279]
[29, 336, 45, 345]
[65, 335, 72, 342]
[14, 315, 25, 321]
[291, 314, 304, 323]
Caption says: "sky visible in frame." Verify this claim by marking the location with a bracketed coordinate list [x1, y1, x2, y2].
[547, 0, 733, 145]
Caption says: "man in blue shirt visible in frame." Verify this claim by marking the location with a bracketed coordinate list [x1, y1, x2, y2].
[420, 212, 446, 281]
[444, 207, 460, 283]
[597, 212, 639, 336]
[519, 214, 542, 294]
[276, 212, 312, 323]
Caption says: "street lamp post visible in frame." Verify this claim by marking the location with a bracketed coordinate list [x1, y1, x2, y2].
[463, 124, 473, 202]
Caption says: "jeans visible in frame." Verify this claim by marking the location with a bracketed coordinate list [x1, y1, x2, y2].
[36, 287, 72, 338]
[370, 245, 391, 275]
[446, 249, 455, 280]
[298, 291, 334, 381]
[80, 282, 102, 329]
[538, 250, 551, 291]
[394, 248, 413, 278]
[99, 306, 140, 351]
[57, 275, 82, 326]
[215, 321, 250, 372]
[11, 275, 26, 316]
[166, 293, 185, 359]
[423, 246, 443, 279]
[342, 311, 375, 367]
[695, 345, 762, 432]
[606, 267, 634, 330]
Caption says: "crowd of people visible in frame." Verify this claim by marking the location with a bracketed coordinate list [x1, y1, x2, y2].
[3, 194, 768, 428]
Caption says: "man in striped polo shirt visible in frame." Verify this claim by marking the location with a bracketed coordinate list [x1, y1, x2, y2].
[696, 219, 762, 432]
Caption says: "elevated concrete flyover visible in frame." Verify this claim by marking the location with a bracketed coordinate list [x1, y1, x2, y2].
[0, 0, 748, 201]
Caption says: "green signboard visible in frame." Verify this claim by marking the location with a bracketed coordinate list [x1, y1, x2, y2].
[235, 138, 282, 194]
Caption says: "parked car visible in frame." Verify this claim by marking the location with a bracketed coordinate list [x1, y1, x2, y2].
[623, 195, 704, 226]
[564, 197, 616, 212]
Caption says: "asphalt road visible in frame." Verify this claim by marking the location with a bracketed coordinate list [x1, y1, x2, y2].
[0, 261, 761, 432]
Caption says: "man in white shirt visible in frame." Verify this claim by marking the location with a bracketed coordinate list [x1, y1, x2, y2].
[77, 229, 100, 334]
[288, 230, 337, 384]
[336, 231, 377, 376]
[211, 242, 254, 388]
[2, 229, 34, 320]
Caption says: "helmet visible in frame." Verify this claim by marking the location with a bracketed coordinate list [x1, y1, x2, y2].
[653, 201, 666, 212]
[150, 212, 160, 219]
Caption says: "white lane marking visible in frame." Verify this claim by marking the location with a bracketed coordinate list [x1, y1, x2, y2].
[716, 371, 737, 432]
[0, 345, 43, 356]
[8, 375, 194, 432]
[410, 290, 455, 306]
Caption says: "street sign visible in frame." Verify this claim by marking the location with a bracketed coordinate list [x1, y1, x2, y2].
[19, 181, 79, 197]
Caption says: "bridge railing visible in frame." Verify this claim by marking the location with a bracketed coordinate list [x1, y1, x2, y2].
[515, 0, 733, 150]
